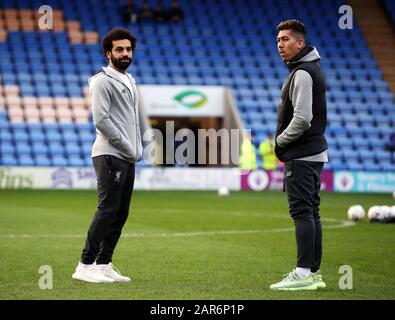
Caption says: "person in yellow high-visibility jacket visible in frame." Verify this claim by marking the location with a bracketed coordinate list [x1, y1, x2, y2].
[239, 134, 257, 170]
[259, 134, 277, 170]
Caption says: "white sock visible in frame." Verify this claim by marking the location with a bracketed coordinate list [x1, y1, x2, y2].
[296, 267, 311, 278]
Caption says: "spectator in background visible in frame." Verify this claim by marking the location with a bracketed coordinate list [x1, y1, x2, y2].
[239, 133, 257, 170]
[167, 0, 184, 23]
[385, 132, 395, 152]
[258, 133, 277, 170]
[139, 0, 153, 23]
[153, 2, 167, 23]
[122, 0, 139, 24]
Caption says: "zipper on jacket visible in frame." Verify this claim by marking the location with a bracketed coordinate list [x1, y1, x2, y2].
[126, 81, 141, 161]
[130, 82, 141, 160]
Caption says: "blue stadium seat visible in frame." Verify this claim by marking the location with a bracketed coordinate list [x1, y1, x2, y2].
[379, 127, 394, 136]
[46, 63, 62, 73]
[330, 161, 348, 171]
[363, 161, 379, 171]
[378, 92, 394, 104]
[35, 155, 51, 166]
[66, 86, 82, 97]
[30, 130, 46, 143]
[64, 74, 80, 83]
[329, 149, 343, 161]
[13, 131, 30, 143]
[0, 144, 14, 156]
[347, 161, 364, 171]
[352, 137, 370, 149]
[1, 155, 18, 166]
[48, 74, 64, 83]
[36, 86, 51, 96]
[18, 155, 35, 166]
[19, 84, 35, 96]
[375, 150, 392, 162]
[45, 130, 62, 143]
[65, 143, 81, 156]
[15, 142, 32, 155]
[52, 156, 68, 167]
[336, 136, 353, 149]
[32, 73, 48, 83]
[52, 85, 67, 96]
[48, 143, 64, 156]
[78, 130, 94, 144]
[0, 131, 13, 143]
[62, 130, 79, 142]
[379, 161, 395, 172]
[2, 73, 17, 84]
[68, 156, 85, 167]
[32, 143, 48, 156]
[83, 156, 92, 167]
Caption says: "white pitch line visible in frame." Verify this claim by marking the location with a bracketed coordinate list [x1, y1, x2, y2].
[0, 219, 355, 239]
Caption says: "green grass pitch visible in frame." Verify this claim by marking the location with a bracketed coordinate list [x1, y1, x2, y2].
[0, 190, 394, 300]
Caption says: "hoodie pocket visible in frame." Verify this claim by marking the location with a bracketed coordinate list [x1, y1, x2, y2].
[116, 123, 142, 160]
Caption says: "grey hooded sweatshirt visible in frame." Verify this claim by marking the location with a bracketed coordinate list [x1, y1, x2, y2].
[89, 66, 143, 163]
[277, 47, 328, 162]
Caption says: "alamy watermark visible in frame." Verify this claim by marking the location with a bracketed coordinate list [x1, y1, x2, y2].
[338, 265, 353, 289]
[38, 5, 53, 30]
[338, 5, 353, 30]
[142, 123, 250, 167]
[38, 265, 53, 290]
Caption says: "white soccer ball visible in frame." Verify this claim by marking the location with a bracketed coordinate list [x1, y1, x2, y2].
[217, 186, 230, 197]
[368, 206, 381, 221]
[379, 205, 391, 220]
[347, 205, 365, 221]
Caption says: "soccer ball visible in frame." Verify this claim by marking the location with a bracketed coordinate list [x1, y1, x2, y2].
[347, 205, 365, 221]
[217, 186, 230, 197]
[368, 206, 381, 221]
[379, 205, 391, 220]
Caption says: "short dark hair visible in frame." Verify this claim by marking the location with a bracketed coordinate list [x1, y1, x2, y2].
[277, 19, 307, 38]
[102, 28, 137, 57]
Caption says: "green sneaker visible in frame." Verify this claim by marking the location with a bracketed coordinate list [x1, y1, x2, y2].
[312, 270, 326, 289]
[270, 269, 317, 291]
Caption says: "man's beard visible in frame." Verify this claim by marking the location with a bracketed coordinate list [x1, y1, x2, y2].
[110, 55, 131, 71]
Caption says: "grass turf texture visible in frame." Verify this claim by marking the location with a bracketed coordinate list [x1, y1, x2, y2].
[0, 190, 394, 300]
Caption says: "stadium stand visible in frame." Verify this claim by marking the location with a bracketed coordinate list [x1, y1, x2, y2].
[382, 0, 395, 26]
[0, 0, 394, 171]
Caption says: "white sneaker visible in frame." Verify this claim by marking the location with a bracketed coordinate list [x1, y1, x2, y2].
[95, 262, 131, 282]
[72, 262, 114, 283]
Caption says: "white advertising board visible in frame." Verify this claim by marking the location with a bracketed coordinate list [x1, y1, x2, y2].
[139, 85, 225, 117]
[0, 166, 240, 190]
